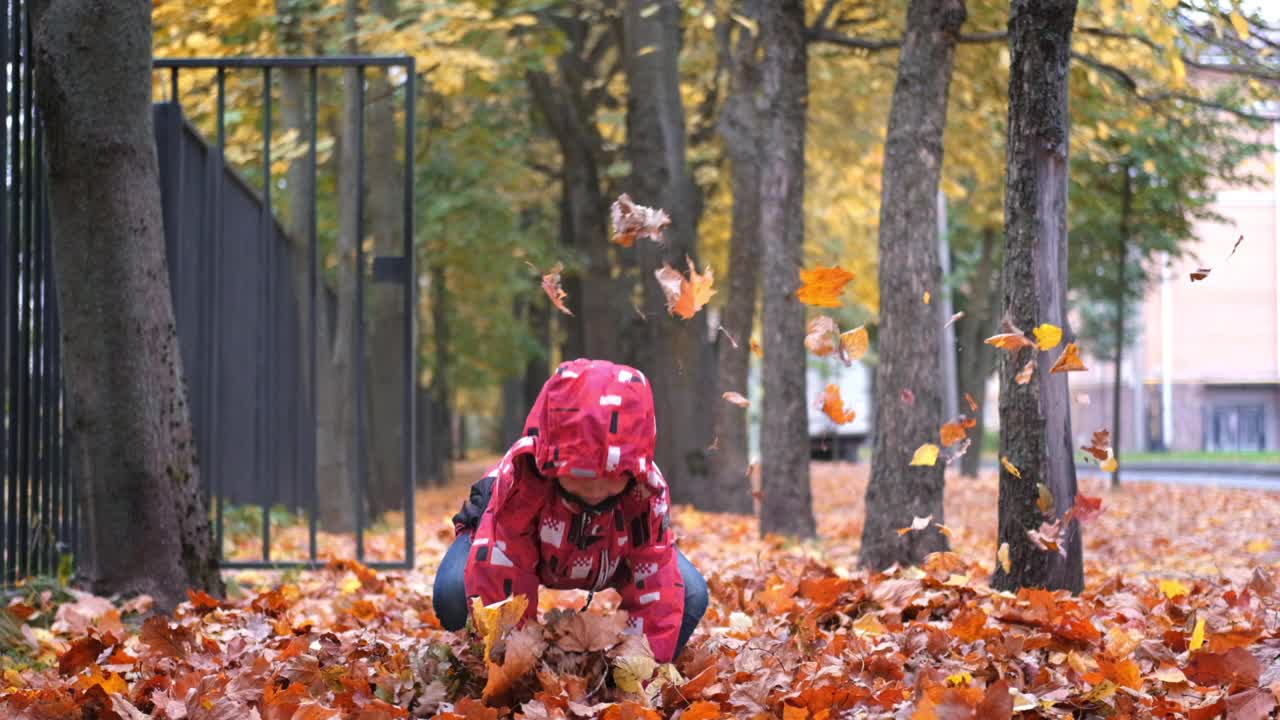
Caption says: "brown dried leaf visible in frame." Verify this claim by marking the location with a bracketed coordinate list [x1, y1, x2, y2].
[610, 193, 670, 247]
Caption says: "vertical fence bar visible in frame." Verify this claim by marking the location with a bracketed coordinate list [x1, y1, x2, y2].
[401, 61, 416, 569]
[1, 0, 12, 585]
[214, 66, 226, 561]
[33, 112, 48, 576]
[261, 65, 273, 563]
[353, 65, 366, 564]
[170, 67, 178, 104]
[307, 64, 319, 564]
[16, 0, 32, 581]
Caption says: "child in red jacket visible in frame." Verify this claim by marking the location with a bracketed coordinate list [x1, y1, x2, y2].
[432, 358, 708, 663]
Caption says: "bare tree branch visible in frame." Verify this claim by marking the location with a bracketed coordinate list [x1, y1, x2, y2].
[1073, 51, 1279, 122]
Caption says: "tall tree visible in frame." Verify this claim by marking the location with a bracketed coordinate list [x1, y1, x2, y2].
[706, 0, 763, 515]
[992, 0, 1082, 593]
[860, 0, 966, 570]
[366, 0, 408, 519]
[621, 0, 714, 504]
[758, 0, 815, 539]
[33, 0, 222, 608]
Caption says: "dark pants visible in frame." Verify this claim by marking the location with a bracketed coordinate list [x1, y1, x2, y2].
[432, 532, 709, 660]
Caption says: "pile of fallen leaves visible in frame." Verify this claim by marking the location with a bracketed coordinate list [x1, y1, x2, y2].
[2, 463, 1278, 719]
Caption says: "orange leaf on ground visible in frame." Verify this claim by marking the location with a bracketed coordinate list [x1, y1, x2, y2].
[1050, 343, 1087, 373]
[541, 262, 573, 317]
[682, 702, 722, 720]
[610, 193, 670, 247]
[821, 384, 856, 424]
[805, 316, 839, 357]
[796, 266, 854, 307]
[951, 607, 988, 643]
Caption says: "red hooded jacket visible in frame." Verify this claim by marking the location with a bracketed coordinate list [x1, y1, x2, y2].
[457, 359, 685, 661]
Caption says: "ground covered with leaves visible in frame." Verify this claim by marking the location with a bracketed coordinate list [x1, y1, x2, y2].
[2, 462, 1279, 719]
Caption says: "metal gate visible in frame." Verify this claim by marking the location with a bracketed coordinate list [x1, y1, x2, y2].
[0, 0, 77, 586]
[153, 57, 418, 571]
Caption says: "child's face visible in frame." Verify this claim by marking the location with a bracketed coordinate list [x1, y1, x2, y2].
[556, 473, 632, 505]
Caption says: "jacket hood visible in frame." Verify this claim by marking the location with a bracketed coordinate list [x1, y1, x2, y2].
[522, 358, 657, 484]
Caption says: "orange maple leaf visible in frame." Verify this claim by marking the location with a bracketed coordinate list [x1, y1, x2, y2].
[654, 257, 716, 319]
[1015, 359, 1035, 385]
[1050, 342, 1087, 373]
[820, 384, 856, 424]
[541, 262, 573, 317]
[939, 422, 967, 447]
[796, 266, 854, 307]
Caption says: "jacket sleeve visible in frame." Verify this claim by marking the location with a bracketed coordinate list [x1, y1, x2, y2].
[463, 463, 545, 624]
[616, 467, 685, 663]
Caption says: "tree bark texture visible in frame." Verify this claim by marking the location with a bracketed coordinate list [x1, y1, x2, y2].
[861, 0, 966, 570]
[706, 0, 763, 515]
[991, 0, 1083, 594]
[526, 26, 617, 360]
[621, 0, 714, 506]
[1111, 165, 1130, 487]
[32, 0, 222, 608]
[957, 227, 999, 478]
[316, 0, 363, 533]
[365, 0, 407, 519]
[757, 0, 815, 538]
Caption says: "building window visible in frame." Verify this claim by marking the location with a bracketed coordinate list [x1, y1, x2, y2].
[1209, 404, 1265, 452]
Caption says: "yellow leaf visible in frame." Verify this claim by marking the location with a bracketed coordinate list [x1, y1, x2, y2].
[782, 705, 808, 720]
[923, 291, 931, 305]
[840, 325, 869, 362]
[910, 443, 939, 467]
[1161, 0, 1179, 7]
[636, 45, 658, 56]
[796, 266, 854, 307]
[1229, 10, 1250, 39]
[1001, 456, 1022, 479]
[613, 654, 657, 694]
[1159, 579, 1189, 599]
[1190, 616, 1206, 651]
[946, 671, 973, 687]
[639, 3, 660, 18]
[852, 613, 886, 636]
[338, 574, 362, 594]
[654, 258, 715, 320]
[1036, 483, 1055, 515]
[1100, 456, 1118, 473]
[1142, 159, 1157, 175]
[1246, 538, 1272, 553]
[730, 12, 759, 36]
[1033, 323, 1062, 350]
[470, 595, 529, 663]
[998, 542, 1011, 573]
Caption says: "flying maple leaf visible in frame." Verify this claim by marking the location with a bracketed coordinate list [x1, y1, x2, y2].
[944, 311, 964, 328]
[1050, 342, 1087, 373]
[610, 194, 670, 247]
[1033, 323, 1062, 350]
[1080, 429, 1111, 461]
[722, 392, 750, 409]
[804, 316, 839, 357]
[897, 515, 933, 535]
[541, 262, 573, 317]
[654, 257, 715, 319]
[820, 384, 856, 424]
[750, 339, 763, 358]
[1015, 360, 1035, 385]
[910, 443, 939, 467]
[997, 543, 1011, 573]
[939, 420, 968, 447]
[1000, 456, 1022, 479]
[840, 325, 869, 362]
[985, 319, 1035, 352]
[1190, 268, 1211, 282]
[796, 266, 854, 307]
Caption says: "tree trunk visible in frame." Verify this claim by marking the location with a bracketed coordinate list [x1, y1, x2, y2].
[316, 0, 364, 533]
[32, 0, 222, 608]
[429, 262, 453, 467]
[706, 0, 763, 515]
[991, 0, 1083, 594]
[1111, 165, 1130, 487]
[621, 0, 712, 505]
[860, 0, 966, 570]
[365, 0, 406, 519]
[958, 227, 999, 478]
[757, 0, 815, 539]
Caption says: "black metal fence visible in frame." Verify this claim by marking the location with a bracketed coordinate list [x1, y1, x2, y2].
[0, 0, 76, 585]
[153, 57, 418, 570]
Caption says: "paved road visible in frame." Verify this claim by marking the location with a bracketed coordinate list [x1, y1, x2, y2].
[1074, 465, 1280, 491]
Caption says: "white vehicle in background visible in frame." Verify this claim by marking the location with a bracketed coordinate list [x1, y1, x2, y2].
[807, 355, 873, 462]
[745, 355, 873, 463]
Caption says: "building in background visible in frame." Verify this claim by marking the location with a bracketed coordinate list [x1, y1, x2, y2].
[1070, 122, 1279, 453]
